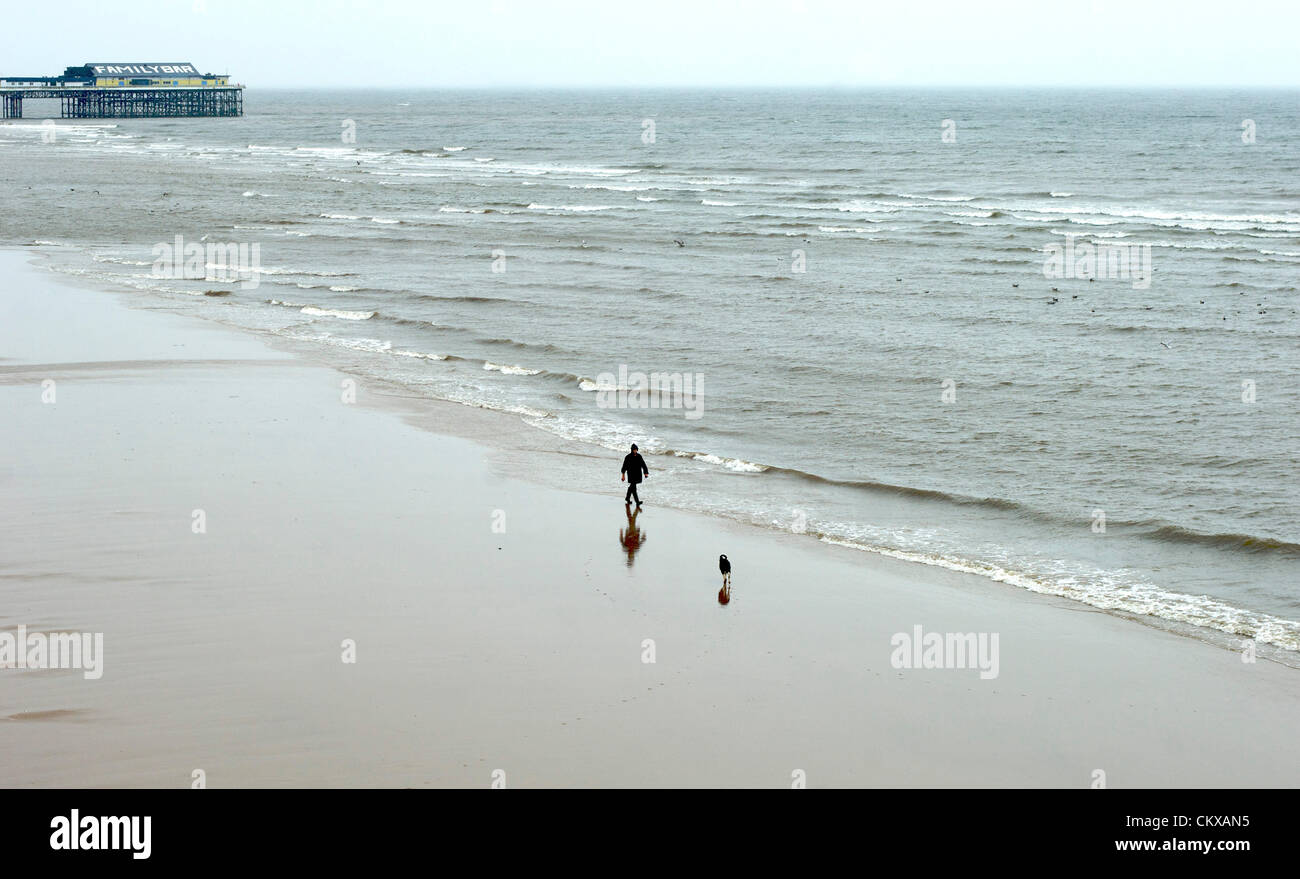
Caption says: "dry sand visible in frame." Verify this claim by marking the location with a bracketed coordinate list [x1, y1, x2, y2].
[1, 249, 1296, 787]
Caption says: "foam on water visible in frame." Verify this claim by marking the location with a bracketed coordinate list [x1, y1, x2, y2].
[484, 362, 543, 375]
[300, 306, 375, 320]
[8, 89, 1299, 659]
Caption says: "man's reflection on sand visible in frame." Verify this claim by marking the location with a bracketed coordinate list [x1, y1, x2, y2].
[619, 503, 646, 566]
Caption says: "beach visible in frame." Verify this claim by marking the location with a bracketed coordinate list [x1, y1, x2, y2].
[2, 247, 1297, 788]
[6, 89, 1299, 660]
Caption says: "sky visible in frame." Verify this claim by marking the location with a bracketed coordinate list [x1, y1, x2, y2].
[1, 0, 1297, 89]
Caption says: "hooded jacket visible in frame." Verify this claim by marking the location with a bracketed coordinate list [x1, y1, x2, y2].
[621, 452, 649, 484]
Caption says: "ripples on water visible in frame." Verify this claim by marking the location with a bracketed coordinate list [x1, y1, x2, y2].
[3, 89, 1297, 656]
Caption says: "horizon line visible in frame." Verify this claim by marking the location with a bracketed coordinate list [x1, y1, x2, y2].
[236, 83, 1300, 91]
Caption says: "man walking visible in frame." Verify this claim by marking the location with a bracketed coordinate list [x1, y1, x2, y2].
[620, 443, 649, 507]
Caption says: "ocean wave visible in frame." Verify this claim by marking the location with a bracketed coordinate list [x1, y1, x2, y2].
[522, 412, 661, 454]
[440, 392, 550, 421]
[526, 203, 617, 212]
[250, 266, 356, 277]
[391, 348, 448, 361]
[471, 335, 562, 354]
[297, 334, 390, 353]
[317, 213, 405, 225]
[568, 183, 653, 192]
[1015, 203, 1300, 232]
[373, 172, 454, 181]
[484, 361, 543, 376]
[833, 201, 902, 213]
[404, 294, 519, 309]
[1049, 229, 1130, 239]
[577, 377, 616, 392]
[1020, 213, 1125, 226]
[279, 326, 448, 361]
[671, 450, 768, 473]
[684, 175, 751, 186]
[897, 192, 976, 202]
[815, 226, 883, 239]
[817, 536, 1300, 652]
[300, 306, 375, 320]
[758, 463, 1030, 512]
[91, 255, 152, 266]
[1142, 524, 1300, 557]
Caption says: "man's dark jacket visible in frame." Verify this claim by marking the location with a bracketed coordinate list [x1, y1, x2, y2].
[621, 452, 649, 484]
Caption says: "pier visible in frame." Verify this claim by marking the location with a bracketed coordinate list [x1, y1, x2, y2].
[1, 62, 243, 119]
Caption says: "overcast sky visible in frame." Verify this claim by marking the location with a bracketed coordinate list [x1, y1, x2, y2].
[2, 0, 1297, 88]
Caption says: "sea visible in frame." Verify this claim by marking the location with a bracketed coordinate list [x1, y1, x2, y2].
[2, 88, 1297, 660]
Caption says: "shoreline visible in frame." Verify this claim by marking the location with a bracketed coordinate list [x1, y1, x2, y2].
[3, 247, 1298, 787]
[29, 243, 1300, 665]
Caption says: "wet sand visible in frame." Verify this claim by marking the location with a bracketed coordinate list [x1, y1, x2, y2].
[2, 249, 1297, 787]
